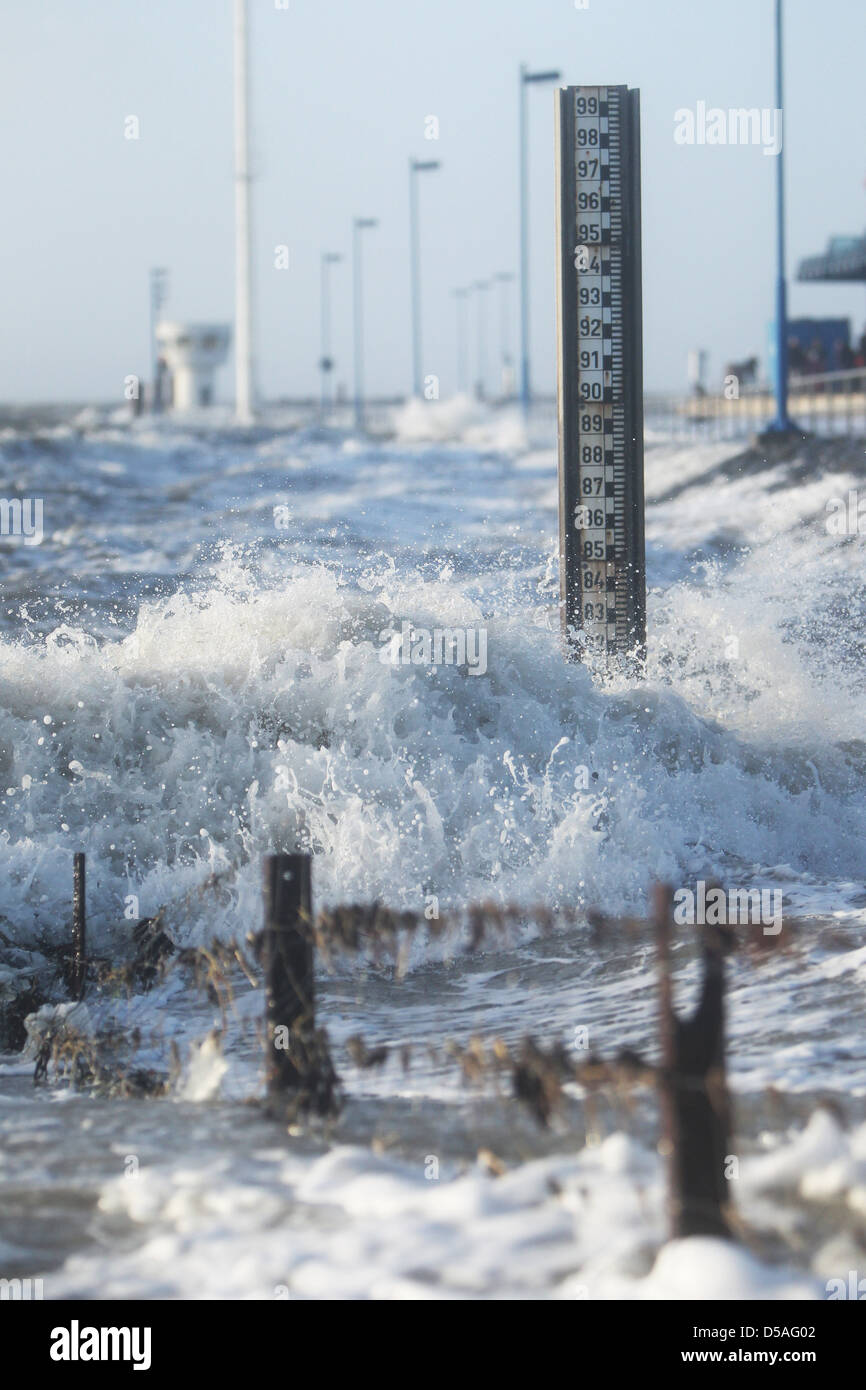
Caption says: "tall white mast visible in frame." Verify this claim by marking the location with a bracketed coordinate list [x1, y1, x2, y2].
[233, 0, 254, 423]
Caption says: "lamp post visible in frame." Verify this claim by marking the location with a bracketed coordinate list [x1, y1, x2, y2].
[519, 64, 561, 415]
[233, 0, 255, 424]
[495, 271, 515, 400]
[320, 252, 342, 418]
[149, 267, 168, 413]
[409, 158, 441, 398]
[768, 0, 794, 433]
[353, 217, 378, 432]
[473, 279, 490, 401]
[453, 288, 469, 395]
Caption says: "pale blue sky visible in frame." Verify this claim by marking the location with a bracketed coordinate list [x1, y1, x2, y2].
[1, 0, 865, 402]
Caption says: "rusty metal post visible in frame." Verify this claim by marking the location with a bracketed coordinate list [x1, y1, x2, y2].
[262, 853, 314, 1095]
[69, 852, 86, 999]
[655, 883, 732, 1239]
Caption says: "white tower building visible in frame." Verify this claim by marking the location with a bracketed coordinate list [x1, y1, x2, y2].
[155, 322, 231, 411]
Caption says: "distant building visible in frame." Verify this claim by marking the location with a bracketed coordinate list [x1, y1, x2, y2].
[155, 322, 231, 411]
[798, 233, 866, 284]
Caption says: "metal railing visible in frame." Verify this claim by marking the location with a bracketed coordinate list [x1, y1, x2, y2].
[646, 368, 866, 440]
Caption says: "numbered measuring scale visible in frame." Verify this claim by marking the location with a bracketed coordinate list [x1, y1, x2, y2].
[555, 85, 646, 666]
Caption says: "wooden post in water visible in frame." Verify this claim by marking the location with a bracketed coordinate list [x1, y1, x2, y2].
[69, 852, 86, 999]
[655, 883, 732, 1239]
[261, 853, 315, 1096]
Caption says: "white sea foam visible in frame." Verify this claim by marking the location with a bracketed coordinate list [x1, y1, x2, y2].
[1, 407, 865, 1299]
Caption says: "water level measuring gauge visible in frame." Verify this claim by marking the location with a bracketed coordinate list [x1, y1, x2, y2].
[555, 85, 646, 664]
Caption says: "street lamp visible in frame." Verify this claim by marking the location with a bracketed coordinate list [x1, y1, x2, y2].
[353, 217, 378, 432]
[453, 288, 469, 395]
[768, 0, 795, 433]
[494, 271, 516, 400]
[409, 158, 441, 398]
[473, 279, 490, 401]
[149, 267, 169, 413]
[233, 0, 254, 424]
[519, 64, 561, 414]
[320, 251, 342, 418]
